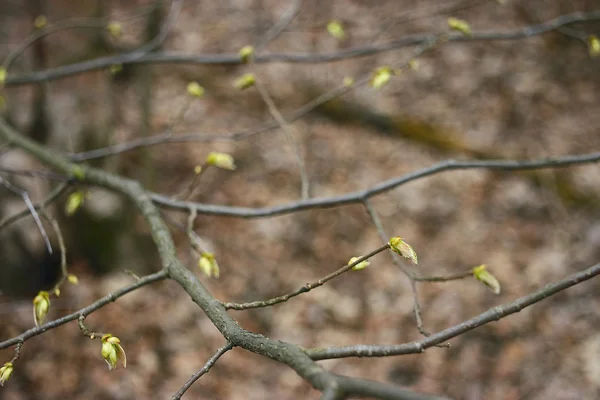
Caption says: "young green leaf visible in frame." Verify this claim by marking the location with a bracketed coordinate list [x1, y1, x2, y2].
[388, 237, 418, 265]
[472, 264, 501, 295]
[447, 17, 472, 35]
[327, 20, 345, 40]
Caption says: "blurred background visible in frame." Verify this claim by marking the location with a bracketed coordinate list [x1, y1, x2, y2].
[1, 0, 600, 399]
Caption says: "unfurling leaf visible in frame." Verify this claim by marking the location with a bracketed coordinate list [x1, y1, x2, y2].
[0, 362, 13, 386]
[34, 15, 47, 29]
[239, 45, 254, 63]
[101, 334, 126, 370]
[65, 191, 85, 216]
[206, 152, 236, 170]
[106, 22, 122, 38]
[198, 252, 220, 278]
[0, 67, 7, 86]
[67, 274, 79, 285]
[234, 73, 256, 90]
[370, 66, 392, 89]
[33, 291, 50, 326]
[588, 35, 600, 58]
[348, 256, 370, 271]
[472, 264, 501, 295]
[447, 17, 472, 36]
[187, 81, 205, 98]
[388, 236, 418, 265]
[109, 64, 122, 75]
[327, 20, 345, 40]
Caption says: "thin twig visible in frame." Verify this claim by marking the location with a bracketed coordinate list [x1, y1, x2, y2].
[0, 181, 69, 231]
[253, 0, 302, 54]
[222, 244, 390, 310]
[66, 36, 441, 162]
[0, 270, 168, 350]
[306, 262, 600, 360]
[255, 79, 311, 199]
[171, 343, 234, 400]
[5, 10, 600, 86]
[152, 151, 600, 218]
[0, 176, 53, 253]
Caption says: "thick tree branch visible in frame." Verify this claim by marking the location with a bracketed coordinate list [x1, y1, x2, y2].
[0, 116, 444, 399]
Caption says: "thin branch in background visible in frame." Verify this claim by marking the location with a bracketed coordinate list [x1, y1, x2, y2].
[0, 181, 69, 231]
[253, 0, 302, 54]
[0, 176, 52, 253]
[363, 198, 432, 337]
[370, 0, 489, 43]
[5, 10, 600, 86]
[1, 1, 160, 71]
[255, 79, 311, 199]
[307, 262, 600, 360]
[66, 34, 442, 162]
[113, 0, 184, 63]
[0, 166, 70, 181]
[171, 343, 234, 400]
[42, 212, 68, 294]
[151, 151, 600, 218]
[222, 244, 390, 310]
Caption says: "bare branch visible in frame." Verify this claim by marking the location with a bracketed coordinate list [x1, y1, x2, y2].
[5, 10, 600, 86]
[0, 176, 53, 253]
[253, 0, 302, 54]
[151, 151, 600, 218]
[307, 262, 600, 360]
[0, 181, 69, 231]
[222, 244, 390, 310]
[255, 79, 311, 199]
[171, 343, 234, 400]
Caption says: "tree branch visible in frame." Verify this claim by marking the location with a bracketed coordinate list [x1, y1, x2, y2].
[306, 262, 600, 360]
[5, 10, 600, 86]
[151, 151, 600, 218]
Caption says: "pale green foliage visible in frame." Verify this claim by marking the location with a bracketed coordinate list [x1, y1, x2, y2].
[234, 73, 256, 90]
[101, 334, 127, 370]
[239, 45, 255, 63]
[65, 191, 85, 216]
[447, 17, 472, 35]
[370, 66, 392, 89]
[186, 81, 205, 98]
[33, 291, 50, 326]
[472, 264, 501, 295]
[198, 252, 220, 278]
[388, 236, 418, 265]
[348, 256, 370, 271]
[588, 35, 600, 58]
[106, 21, 122, 38]
[0, 362, 13, 386]
[327, 20, 345, 40]
[206, 152, 236, 170]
